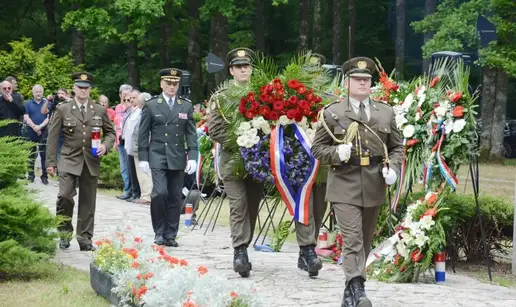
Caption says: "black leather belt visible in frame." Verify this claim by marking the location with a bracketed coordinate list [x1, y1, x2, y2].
[345, 155, 383, 167]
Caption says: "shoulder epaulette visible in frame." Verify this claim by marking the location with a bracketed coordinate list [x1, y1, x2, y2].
[145, 95, 159, 102]
[179, 96, 192, 104]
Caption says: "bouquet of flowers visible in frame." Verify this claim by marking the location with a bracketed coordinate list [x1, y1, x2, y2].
[213, 52, 332, 225]
[367, 191, 449, 283]
[371, 59, 415, 107]
[93, 226, 262, 307]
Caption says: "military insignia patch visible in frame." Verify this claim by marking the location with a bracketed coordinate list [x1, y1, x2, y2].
[80, 74, 88, 80]
[237, 50, 246, 57]
[171, 69, 177, 76]
[157, 98, 163, 104]
[357, 61, 367, 69]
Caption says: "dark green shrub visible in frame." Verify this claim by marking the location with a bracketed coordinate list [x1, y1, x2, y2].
[0, 121, 34, 189]
[0, 183, 61, 255]
[0, 239, 56, 280]
[99, 150, 123, 189]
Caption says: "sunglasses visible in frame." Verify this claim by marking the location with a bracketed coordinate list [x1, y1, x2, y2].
[3, 87, 11, 90]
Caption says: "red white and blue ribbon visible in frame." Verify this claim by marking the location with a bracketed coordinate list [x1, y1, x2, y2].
[436, 133, 458, 190]
[270, 123, 320, 225]
[214, 142, 222, 185]
[392, 143, 407, 212]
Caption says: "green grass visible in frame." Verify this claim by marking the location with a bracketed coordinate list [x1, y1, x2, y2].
[0, 264, 109, 307]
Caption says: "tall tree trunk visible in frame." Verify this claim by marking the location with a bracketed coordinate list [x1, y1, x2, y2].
[187, 0, 202, 103]
[348, 0, 356, 58]
[210, 12, 229, 88]
[44, 0, 57, 46]
[480, 67, 496, 159]
[127, 40, 140, 88]
[255, 0, 265, 52]
[298, 0, 309, 50]
[71, 4, 84, 65]
[422, 0, 436, 72]
[312, 0, 322, 52]
[332, 0, 341, 65]
[160, 1, 172, 68]
[395, 0, 405, 80]
[490, 69, 509, 159]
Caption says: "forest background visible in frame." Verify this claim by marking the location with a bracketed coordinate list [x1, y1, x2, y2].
[0, 0, 514, 160]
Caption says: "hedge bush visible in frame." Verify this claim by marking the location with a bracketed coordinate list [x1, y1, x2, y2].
[0, 124, 61, 280]
[99, 150, 123, 189]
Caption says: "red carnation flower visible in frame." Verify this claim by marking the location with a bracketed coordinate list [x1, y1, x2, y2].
[286, 109, 297, 120]
[258, 105, 270, 116]
[272, 100, 284, 111]
[452, 106, 464, 118]
[410, 249, 424, 263]
[429, 77, 439, 88]
[449, 91, 463, 103]
[287, 79, 300, 89]
[247, 92, 255, 102]
[297, 85, 306, 94]
[268, 110, 280, 120]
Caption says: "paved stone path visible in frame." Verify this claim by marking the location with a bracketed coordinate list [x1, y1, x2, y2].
[30, 180, 516, 307]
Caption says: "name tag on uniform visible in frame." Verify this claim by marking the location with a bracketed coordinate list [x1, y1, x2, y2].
[178, 113, 187, 120]
[154, 114, 162, 117]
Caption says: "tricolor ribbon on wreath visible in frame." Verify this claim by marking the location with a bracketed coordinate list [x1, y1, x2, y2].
[270, 123, 320, 225]
[213, 142, 223, 185]
[423, 124, 458, 191]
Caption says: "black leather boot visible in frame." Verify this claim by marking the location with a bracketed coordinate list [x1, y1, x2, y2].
[341, 285, 356, 307]
[348, 277, 371, 307]
[233, 245, 252, 278]
[297, 245, 323, 277]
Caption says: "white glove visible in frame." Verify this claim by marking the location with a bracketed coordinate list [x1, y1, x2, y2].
[382, 167, 397, 185]
[336, 143, 353, 162]
[185, 160, 197, 175]
[139, 161, 151, 174]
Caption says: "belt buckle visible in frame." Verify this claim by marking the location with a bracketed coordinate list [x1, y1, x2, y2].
[360, 155, 370, 166]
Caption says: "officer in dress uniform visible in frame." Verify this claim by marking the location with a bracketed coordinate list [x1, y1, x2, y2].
[295, 52, 327, 278]
[46, 72, 116, 251]
[207, 47, 263, 278]
[311, 57, 404, 307]
[138, 68, 198, 247]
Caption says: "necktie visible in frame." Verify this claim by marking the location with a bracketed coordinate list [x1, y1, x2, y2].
[359, 101, 368, 123]
[167, 98, 174, 110]
[80, 105, 86, 119]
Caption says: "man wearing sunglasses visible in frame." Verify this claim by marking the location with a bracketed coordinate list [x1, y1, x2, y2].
[0, 80, 25, 137]
[46, 72, 116, 251]
[138, 68, 198, 247]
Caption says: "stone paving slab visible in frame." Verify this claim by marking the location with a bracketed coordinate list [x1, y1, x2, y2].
[30, 181, 516, 307]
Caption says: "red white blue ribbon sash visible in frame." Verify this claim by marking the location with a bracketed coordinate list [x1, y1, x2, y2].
[270, 123, 320, 225]
[214, 142, 222, 185]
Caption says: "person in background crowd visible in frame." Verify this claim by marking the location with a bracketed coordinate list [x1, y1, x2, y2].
[5, 76, 26, 137]
[122, 89, 141, 202]
[127, 92, 152, 205]
[99, 95, 115, 121]
[24, 84, 50, 184]
[46, 72, 116, 251]
[114, 84, 133, 200]
[0, 80, 25, 137]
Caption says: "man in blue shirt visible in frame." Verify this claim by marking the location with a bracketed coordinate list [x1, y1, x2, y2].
[25, 84, 50, 184]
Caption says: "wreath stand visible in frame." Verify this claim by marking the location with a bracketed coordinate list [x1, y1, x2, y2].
[393, 151, 492, 282]
[253, 193, 289, 249]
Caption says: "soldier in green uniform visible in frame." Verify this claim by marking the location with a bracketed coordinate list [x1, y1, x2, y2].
[311, 57, 404, 307]
[138, 68, 198, 247]
[295, 52, 327, 278]
[207, 48, 263, 278]
[46, 72, 116, 251]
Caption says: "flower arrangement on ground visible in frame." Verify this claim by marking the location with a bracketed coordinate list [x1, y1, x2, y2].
[92, 226, 262, 307]
[367, 191, 449, 283]
[212, 52, 332, 225]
